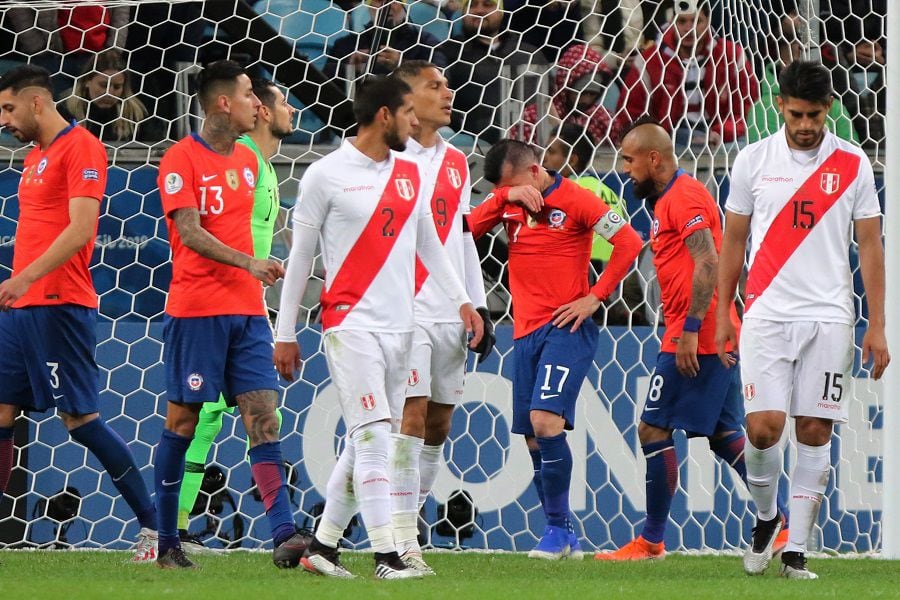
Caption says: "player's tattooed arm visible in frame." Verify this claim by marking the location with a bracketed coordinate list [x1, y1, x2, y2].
[685, 228, 718, 320]
[172, 207, 284, 284]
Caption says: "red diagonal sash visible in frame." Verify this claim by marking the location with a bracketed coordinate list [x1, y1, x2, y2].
[320, 157, 420, 328]
[745, 149, 860, 312]
[414, 147, 467, 294]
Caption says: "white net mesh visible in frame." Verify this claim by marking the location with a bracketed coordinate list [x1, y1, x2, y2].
[0, 0, 887, 553]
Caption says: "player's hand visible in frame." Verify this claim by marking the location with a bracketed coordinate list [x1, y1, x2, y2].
[862, 326, 890, 380]
[715, 316, 738, 368]
[249, 258, 285, 285]
[471, 306, 495, 363]
[0, 275, 31, 311]
[675, 332, 700, 377]
[460, 302, 484, 350]
[273, 341, 302, 382]
[506, 185, 544, 214]
[552, 293, 601, 332]
[374, 46, 401, 69]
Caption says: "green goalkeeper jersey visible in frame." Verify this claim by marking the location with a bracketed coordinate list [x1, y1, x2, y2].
[237, 134, 278, 259]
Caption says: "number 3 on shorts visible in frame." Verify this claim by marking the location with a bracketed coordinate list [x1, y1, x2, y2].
[46, 361, 60, 389]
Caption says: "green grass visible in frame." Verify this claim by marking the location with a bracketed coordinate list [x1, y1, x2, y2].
[2, 551, 899, 599]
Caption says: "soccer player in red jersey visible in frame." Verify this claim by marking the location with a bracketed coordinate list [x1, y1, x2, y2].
[467, 139, 642, 559]
[153, 60, 302, 570]
[0, 64, 158, 562]
[596, 118, 787, 562]
[717, 61, 888, 579]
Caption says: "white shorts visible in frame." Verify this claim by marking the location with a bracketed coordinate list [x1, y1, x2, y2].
[739, 318, 853, 422]
[406, 321, 467, 405]
[323, 329, 413, 434]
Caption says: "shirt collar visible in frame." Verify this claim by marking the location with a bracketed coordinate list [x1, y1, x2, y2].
[404, 133, 445, 157]
[543, 171, 564, 198]
[341, 137, 394, 170]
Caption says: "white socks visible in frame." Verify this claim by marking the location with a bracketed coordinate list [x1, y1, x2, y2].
[786, 442, 831, 554]
[418, 443, 443, 508]
[315, 437, 357, 549]
[744, 439, 782, 521]
[391, 433, 424, 554]
[352, 421, 394, 554]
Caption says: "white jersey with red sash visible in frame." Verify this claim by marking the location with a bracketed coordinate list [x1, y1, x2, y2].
[726, 127, 881, 324]
[290, 139, 424, 332]
[401, 136, 471, 324]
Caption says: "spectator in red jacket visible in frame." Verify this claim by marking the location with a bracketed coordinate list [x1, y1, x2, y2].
[513, 44, 617, 146]
[613, 0, 758, 149]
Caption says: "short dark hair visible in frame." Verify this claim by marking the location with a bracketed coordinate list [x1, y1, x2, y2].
[0, 64, 54, 95]
[197, 60, 247, 110]
[778, 60, 833, 105]
[353, 75, 412, 126]
[618, 115, 664, 145]
[553, 124, 596, 172]
[391, 60, 439, 84]
[483, 139, 540, 184]
[252, 78, 278, 109]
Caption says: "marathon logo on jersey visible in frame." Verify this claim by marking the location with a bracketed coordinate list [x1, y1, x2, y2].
[743, 383, 755, 402]
[164, 173, 184, 194]
[187, 373, 204, 392]
[820, 171, 841, 195]
[395, 178, 416, 201]
[446, 167, 462, 190]
[226, 169, 240, 191]
[408, 369, 419, 387]
[243, 166, 255, 188]
[82, 168, 99, 182]
[548, 209, 567, 229]
[37, 157, 48, 175]
[683, 214, 705, 230]
[361, 393, 376, 411]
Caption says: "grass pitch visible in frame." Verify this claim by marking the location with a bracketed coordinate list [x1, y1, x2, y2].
[2, 550, 898, 599]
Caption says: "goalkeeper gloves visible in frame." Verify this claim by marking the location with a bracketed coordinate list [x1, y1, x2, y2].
[472, 306, 495, 364]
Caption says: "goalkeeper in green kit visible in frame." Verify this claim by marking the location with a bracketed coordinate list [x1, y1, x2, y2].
[176, 78, 297, 553]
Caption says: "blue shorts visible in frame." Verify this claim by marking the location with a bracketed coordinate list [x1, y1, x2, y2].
[163, 315, 278, 405]
[0, 306, 100, 415]
[640, 352, 744, 438]
[512, 320, 599, 436]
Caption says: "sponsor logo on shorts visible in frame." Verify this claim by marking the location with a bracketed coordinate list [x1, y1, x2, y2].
[743, 383, 755, 401]
[187, 373, 204, 391]
[82, 168, 99, 181]
[408, 369, 419, 386]
[361, 393, 376, 411]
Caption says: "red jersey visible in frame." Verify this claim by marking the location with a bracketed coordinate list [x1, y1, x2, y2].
[13, 124, 106, 308]
[469, 175, 610, 338]
[649, 170, 740, 353]
[158, 134, 264, 317]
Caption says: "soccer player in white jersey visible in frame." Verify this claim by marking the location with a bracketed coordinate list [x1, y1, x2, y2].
[716, 60, 890, 580]
[273, 75, 483, 580]
[388, 61, 494, 575]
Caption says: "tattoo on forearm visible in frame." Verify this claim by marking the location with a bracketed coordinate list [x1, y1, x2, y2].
[685, 229, 717, 319]
[173, 208, 249, 269]
[236, 389, 280, 446]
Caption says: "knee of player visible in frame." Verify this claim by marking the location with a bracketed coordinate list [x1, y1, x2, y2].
[60, 411, 100, 431]
[637, 421, 672, 445]
[794, 416, 833, 446]
[746, 414, 786, 449]
[529, 410, 565, 438]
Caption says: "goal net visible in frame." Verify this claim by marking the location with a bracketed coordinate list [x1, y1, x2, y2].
[0, 0, 888, 554]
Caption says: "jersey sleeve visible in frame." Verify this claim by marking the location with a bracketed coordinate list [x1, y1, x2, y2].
[566, 184, 618, 237]
[292, 164, 330, 230]
[64, 133, 107, 202]
[671, 184, 714, 241]
[851, 154, 881, 220]
[158, 144, 198, 217]
[725, 149, 754, 216]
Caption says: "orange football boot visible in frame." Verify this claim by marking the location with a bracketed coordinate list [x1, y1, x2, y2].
[594, 536, 666, 561]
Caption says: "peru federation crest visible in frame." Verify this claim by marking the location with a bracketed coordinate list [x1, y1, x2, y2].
[447, 167, 462, 189]
[395, 178, 415, 201]
[361, 393, 376, 411]
[820, 172, 840, 194]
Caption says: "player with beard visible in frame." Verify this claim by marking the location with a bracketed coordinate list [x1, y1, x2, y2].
[596, 118, 788, 561]
[273, 75, 483, 579]
[717, 60, 888, 579]
[153, 61, 303, 570]
[175, 79, 303, 557]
